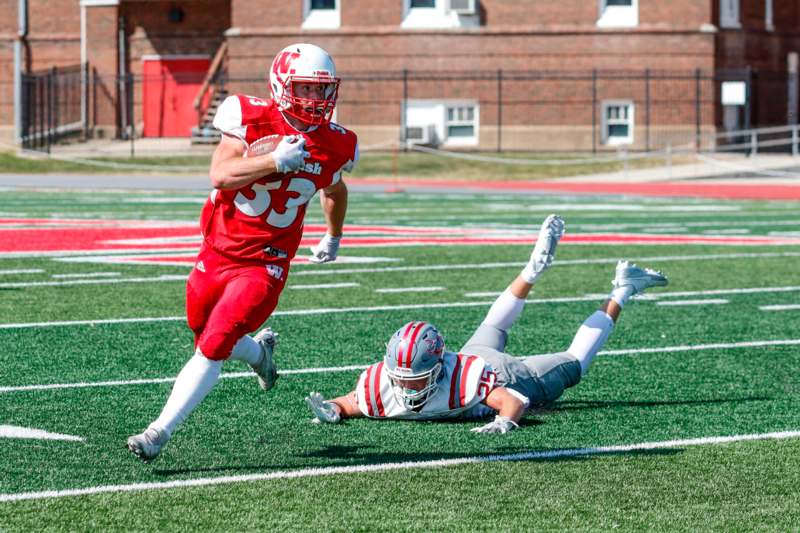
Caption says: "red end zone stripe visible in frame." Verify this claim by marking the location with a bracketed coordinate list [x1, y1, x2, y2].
[449, 354, 463, 410]
[296, 234, 800, 247]
[347, 178, 800, 201]
[459, 356, 476, 407]
[374, 362, 386, 417]
[364, 365, 374, 417]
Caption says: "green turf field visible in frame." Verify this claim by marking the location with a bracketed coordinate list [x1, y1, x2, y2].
[1, 187, 799, 530]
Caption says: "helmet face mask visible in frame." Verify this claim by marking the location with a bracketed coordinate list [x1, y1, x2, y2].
[270, 44, 340, 127]
[384, 321, 446, 410]
[387, 363, 443, 410]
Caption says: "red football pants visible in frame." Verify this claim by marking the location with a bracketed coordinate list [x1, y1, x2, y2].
[186, 244, 288, 360]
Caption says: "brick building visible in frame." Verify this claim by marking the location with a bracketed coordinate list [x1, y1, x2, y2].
[1, 0, 799, 151]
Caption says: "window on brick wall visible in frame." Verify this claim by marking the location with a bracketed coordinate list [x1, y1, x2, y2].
[445, 104, 478, 144]
[302, 0, 339, 29]
[401, 0, 479, 29]
[404, 100, 479, 146]
[597, 0, 638, 28]
[719, 0, 740, 28]
[602, 101, 634, 145]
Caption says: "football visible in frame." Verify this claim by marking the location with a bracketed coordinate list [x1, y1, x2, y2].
[244, 134, 282, 158]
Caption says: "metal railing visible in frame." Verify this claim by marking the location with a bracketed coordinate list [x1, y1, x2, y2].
[20, 64, 87, 152]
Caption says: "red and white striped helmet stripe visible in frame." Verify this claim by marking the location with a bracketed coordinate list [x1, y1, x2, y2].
[397, 322, 428, 368]
[396, 321, 418, 368]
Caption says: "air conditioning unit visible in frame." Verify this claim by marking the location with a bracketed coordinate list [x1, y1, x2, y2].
[405, 124, 435, 146]
[448, 0, 477, 15]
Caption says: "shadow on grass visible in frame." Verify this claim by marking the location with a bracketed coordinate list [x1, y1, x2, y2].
[152, 439, 681, 477]
[553, 396, 772, 412]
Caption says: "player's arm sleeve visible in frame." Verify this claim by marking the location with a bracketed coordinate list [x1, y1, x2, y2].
[212, 95, 247, 141]
[354, 370, 373, 417]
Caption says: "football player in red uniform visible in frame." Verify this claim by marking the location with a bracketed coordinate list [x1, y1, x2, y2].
[127, 43, 358, 461]
[306, 215, 669, 433]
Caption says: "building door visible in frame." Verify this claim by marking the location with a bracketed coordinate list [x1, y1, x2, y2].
[142, 56, 210, 137]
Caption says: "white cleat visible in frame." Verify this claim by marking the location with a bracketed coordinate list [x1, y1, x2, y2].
[528, 214, 565, 275]
[126, 427, 169, 463]
[252, 328, 279, 391]
[612, 260, 669, 295]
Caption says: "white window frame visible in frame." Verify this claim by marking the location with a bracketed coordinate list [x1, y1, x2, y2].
[601, 100, 634, 146]
[597, 0, 638, 28]
[444, 102, 479, 146]
[719, 0, 741, 29]
[404, 99, 479, 146]
[302, 0, 340, 29]
[765, 0, 774, 30]
[401, 0, 479, 29]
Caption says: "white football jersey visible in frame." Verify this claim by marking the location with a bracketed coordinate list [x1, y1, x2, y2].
[356, 352, 497, 420]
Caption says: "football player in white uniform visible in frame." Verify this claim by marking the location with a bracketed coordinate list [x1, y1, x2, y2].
[306, 214, 668, 433]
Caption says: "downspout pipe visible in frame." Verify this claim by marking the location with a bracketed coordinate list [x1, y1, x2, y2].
[14, 0, 29, 143]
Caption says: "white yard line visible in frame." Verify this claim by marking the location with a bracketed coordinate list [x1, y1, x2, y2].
[656, 299, 729, 306]
[0, 425, 84, 442]
[0, 275, 186, 289]
[291, 251, 800, 277]
[289, 283, 360, 290]
[2, 338, 798, 394]
[655, 286, 800, 297]
[759, 304, 800, 311]
[0, 316, 185, 330]
[1, 430, 798, 502]
[0, 269, 44, 276]
[51, 272, 121, 279]
[375, 287, 444, 293]
[598, 338, 800, 356]
[574, 219, 800, 231]
[2, 285, 800, 330]
[702, 229, 750, 235]
[2, 251, 800, 288]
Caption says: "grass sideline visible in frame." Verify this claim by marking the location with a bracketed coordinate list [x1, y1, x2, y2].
[0, 150, 693, 180]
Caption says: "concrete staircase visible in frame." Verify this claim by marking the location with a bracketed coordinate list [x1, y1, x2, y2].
[190, 88, 227, 144]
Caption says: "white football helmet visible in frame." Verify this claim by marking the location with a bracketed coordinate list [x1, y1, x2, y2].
[269, 43, 340, 127]
[384, 321, 446, 410]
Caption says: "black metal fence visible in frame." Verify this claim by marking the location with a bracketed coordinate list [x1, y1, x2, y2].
[219, 67, 795, 152]
[20, 64, 87, 152]
[14, 66, 799, 153]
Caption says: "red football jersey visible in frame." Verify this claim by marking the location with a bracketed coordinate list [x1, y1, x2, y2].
[204, 94, 358, 262]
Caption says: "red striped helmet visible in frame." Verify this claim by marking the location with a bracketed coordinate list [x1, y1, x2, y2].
[384, 321, 445, 409]
[269, 43, 340, 127]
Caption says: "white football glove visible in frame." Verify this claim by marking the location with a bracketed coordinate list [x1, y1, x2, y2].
[309, 233, 341, 264]
[305, 392, 342, 424]
[470, 415, 519, 434]
[271, 135, 310, 173]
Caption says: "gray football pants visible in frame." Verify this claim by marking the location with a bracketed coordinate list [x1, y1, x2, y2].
[460, 324, 582, 406]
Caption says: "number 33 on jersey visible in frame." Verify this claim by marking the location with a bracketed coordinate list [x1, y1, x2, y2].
[203, 94, 359, 262]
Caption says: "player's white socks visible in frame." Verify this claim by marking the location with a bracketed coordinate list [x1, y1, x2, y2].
[150, 351, 222, 437]
[229, 335, 263, 366]
[520, 262, 539, 285]
[482, 287, 526, 332]
[567, 311, 614, 375]
[610, 285, 635, 308]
